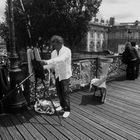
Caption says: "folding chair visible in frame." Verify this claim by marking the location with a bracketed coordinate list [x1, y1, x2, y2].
[89, 57, 113, 103]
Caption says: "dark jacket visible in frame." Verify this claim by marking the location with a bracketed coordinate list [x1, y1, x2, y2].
[122, 47, 137, 64]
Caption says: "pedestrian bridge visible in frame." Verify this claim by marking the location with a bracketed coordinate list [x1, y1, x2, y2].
[0, 75, 140, 140]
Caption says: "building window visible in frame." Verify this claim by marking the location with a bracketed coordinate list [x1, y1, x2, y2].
[90, 31, 94, 38]
[134, 32, 139, 39]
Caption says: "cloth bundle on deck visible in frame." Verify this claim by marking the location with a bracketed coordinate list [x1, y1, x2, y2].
[34, 99, 60, 114]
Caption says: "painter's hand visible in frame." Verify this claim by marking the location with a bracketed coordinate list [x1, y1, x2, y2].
[41, 60, 48, 65]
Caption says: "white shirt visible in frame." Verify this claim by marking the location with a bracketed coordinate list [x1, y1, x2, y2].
[46, 45, 72, 81]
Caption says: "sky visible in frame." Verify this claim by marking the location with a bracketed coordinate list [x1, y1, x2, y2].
[100, 0, 140, 23]
[0, 0, 6, 22]
[0, 0, 140, 23]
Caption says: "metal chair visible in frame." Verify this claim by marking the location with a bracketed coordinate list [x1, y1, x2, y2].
[89, 57, 113, 103]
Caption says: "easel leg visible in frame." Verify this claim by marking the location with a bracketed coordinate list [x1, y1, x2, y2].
[41, 79, 62, 126]
[34, 77, 38, 101]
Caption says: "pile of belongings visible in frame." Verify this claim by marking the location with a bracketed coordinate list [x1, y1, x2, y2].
[34, 99, 60, 115]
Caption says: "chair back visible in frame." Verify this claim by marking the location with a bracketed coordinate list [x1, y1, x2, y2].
[90, 57, 113, 91]
[97, 57, 113, 79]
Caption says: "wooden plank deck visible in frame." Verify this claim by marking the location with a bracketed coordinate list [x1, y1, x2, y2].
[0, 77, 140, 140]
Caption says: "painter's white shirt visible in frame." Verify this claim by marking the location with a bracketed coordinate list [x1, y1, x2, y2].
[47, 45, 72, 81]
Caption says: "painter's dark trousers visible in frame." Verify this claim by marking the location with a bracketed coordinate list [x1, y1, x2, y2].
[55, 78, 70, 111]
[135, 59, 140, 79]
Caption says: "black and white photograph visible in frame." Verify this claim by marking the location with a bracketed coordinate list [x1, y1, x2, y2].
[0, 0, 140, 139]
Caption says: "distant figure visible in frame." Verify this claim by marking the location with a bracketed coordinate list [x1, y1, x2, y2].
[122, 42, 137, 80]
[131, 41, 140, 79]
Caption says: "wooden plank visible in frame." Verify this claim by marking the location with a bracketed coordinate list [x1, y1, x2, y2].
[0, 115, 13, 140]
[89, 100, 140, 128]
[108, 83, 140, 100]
[12, 111, 46, 140]
[1, 114, 24, 140]
[108, 80, 140, 94]
[106, 96, 140, 116]
[108, 87, 140, 101]
[107, 91, 140, 109]
[40, 112, 92, 140]
[70, 103, 127, 140]
[72, 103, 138, 140]
[53, 113, 104, 140]
[27, 109, 69, 140]
[0, 77, 140, 140]
[107, 87, 140, 108]
[106, 98, 140, 122]
[110, 78, 140, 89]
[84, 102, 140, 136]
[71, 92, 139, 140]
[9, 114, 35, 140]
[72, 92, 140, 136]
[22, 110, 58, 140]
[68, 111, 115, 140]
[107, 96, 140, 117]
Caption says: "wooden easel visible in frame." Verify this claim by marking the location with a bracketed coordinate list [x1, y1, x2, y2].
[20, 0, 62, 126]
[31, 48, 62, 126]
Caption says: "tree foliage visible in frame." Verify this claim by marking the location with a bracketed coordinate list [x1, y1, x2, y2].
[1, 0, 102, 51]
[0, 22, 8, 41]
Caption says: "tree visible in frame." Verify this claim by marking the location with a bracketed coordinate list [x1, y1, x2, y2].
[1, 0, 102, 52]
[0, 22, 8, 41]
[0, 21, 10, 52]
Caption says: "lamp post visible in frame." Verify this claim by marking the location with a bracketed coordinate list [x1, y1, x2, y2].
[7, 0, 27, 110]
[8, 0, 20, 71]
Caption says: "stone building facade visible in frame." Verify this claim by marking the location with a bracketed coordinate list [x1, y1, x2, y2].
[87, 18, 140, 53]
[87, 21, 108, 52]
[108, 22, 140, 53]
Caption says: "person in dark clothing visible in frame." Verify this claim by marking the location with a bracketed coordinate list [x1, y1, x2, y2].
[131, 41, 140, 79]
[122, 42, 137, 80]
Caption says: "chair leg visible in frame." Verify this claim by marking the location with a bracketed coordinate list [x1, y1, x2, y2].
[104, 89, 107, 101]
[89, 84, 96, 96]
[94, 86, 97, 96]
[89, 83, 92, 93]
[90, 85, 99, 97]
[100, 88, 106, 103]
